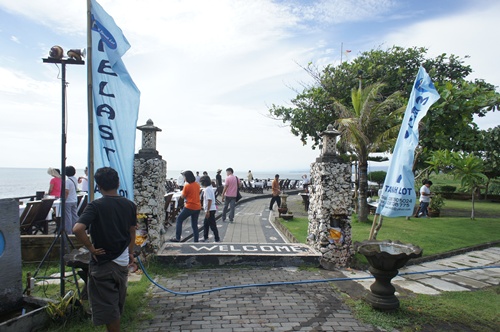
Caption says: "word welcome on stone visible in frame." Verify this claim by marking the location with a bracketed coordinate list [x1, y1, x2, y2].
[174, 243, 318, 256]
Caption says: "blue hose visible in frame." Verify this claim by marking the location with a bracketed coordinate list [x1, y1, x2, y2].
[136, 256, 500, 296]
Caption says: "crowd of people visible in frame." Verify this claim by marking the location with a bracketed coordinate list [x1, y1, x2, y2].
[39, 165, 436, 331]
[45, 165, 89, 234]
[168, 168, 313, 243]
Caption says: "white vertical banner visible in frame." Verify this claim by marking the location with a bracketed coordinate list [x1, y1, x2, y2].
[90, 0, 140, 199]
[376, 66, 440, 217]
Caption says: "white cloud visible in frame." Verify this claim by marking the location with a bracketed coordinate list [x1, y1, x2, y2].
[1, 0, 497, 172]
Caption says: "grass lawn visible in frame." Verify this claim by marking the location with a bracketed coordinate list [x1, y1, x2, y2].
[19, 197, 499, 332]
[23, 261, 158, 332]
[278, 198, 500, 332]
[282, 199, 500, 257]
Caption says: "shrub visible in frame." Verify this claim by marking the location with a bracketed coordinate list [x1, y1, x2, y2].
[429, 194, 445, 211]
[434, 185, 456, 193]
[487, 181, 500, 195]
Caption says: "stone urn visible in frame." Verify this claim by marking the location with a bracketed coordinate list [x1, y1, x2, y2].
[356, 240, 423, 310]
[278, 207, 288, 216]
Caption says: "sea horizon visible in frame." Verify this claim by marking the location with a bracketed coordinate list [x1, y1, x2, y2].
[0, 165, 388, 200]
[0, 167, 310, 199]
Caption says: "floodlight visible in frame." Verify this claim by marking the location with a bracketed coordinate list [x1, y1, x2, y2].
[67, 48, 86, 61]
[49, 45, 64, 59]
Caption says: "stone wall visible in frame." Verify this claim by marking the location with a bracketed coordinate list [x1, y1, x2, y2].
[307, 161, 354, 269]
[133, 157, 167, 254]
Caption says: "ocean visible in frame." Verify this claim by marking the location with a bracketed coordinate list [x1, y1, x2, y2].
[0, 166, 389, 200]
[0, 168, 308, 199]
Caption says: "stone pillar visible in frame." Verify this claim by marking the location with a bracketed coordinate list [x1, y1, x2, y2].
[134, 119, 167, 254]
[307, 124, 353, 269]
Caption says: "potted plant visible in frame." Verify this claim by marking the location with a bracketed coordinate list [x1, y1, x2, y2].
[429, 194, 445, 217]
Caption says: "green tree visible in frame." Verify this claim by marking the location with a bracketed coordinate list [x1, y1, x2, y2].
[368, 171, 387, 188]
[335, 83, 404, 222]
[479, 126, 500, 197]
[452, 152, 487, 220]
[269, 46, 500, 164]
[428, 150, 487, 220]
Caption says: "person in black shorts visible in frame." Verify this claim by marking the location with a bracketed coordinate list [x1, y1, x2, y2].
[73, 167, 137, 332]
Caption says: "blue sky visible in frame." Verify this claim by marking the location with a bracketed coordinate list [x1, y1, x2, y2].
[0, 0, 498, 175]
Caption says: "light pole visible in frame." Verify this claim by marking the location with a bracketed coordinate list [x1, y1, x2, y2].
[42, 47, 84, 296]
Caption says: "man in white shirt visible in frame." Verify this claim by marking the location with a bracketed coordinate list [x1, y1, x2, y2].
[78, 166, 89, 192]
[177, 171, 185, 190]
[418, 180, 433, 218]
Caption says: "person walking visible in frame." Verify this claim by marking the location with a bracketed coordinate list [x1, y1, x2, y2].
[221, 167, 239, 223]
[215, 169, 223, 197]
[170, 170, 201, 242]
[73, 167, 137, 332]
[418, 180, 433, 218]
[247, 170, 254, 182]
[200, 175, 220, 242]
[269, 174, 281, 211]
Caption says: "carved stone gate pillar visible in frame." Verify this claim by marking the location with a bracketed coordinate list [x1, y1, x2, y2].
[134, 119, 167, 254]
[307, 124, 354, 269]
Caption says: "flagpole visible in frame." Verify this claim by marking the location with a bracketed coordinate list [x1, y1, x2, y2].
[87, 0, 95, 201]
[340, 42, 343, 63]
[369, 213, 383, 240]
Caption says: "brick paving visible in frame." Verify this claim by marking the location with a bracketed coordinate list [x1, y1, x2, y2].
[141, 193, 499, 331]
[144, 267, 378, 332]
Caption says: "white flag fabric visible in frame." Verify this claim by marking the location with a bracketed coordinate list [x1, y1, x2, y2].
[91, 0, 140, 199]
[376, 66, 440, 217]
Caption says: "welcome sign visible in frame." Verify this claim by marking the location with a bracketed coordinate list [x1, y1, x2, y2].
[167, 243, 320, 256]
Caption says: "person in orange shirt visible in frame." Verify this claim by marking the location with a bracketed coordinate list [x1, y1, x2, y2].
[269, 174, 281, 210]
[170, 170, 201, 242]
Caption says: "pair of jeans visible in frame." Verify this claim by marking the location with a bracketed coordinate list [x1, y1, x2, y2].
[64, 202, 78, 234]
[222, 196, 236, 221]
[419, 201, 429, 217]
[270, 195, 281, 210]
[175, 207, 200, 241]
[203, 210, 220, 241]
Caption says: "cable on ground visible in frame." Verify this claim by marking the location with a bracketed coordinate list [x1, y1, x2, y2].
[136, 256, 500, 296]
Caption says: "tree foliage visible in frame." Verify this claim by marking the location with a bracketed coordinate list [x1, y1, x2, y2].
[427, 150, 487, 219]
[368, 171, 387, 187]
[334, 83, 404, 222]
[479, 126, 500, 180]
[268, 46, 500, 162]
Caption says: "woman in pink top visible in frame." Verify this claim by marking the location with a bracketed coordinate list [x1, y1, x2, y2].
[47, 167, 62, 198]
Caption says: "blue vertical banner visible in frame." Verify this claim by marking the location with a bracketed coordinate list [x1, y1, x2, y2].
[90, 0, 140, 199]
[376, 66, 440, 217]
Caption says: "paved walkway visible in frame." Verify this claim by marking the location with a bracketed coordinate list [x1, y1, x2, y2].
[162, 191, 289, 244]
[341, 247, 500, 295]
[143, 193, 500, 331]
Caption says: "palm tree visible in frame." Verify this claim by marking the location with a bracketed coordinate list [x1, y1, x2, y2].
[335, 83, 404, 222]
[451, 152, 487, 220]
[427, 150, 487, 220]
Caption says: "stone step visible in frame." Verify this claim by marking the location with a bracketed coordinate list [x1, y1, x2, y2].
[157, 242, 321, 267]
